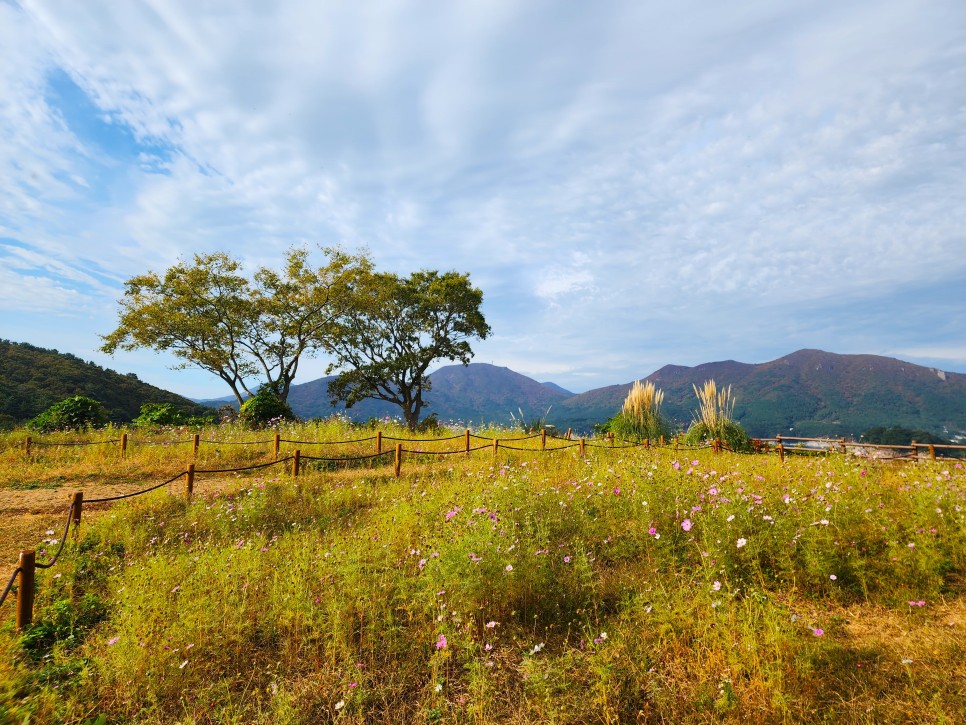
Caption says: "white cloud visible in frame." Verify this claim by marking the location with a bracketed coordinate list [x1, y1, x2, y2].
[2, 0, 965, 396]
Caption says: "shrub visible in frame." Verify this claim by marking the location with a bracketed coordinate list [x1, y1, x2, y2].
[132, 402, 214, 428]
[604, 380, 670, 442]
[27, 396, 108, 432]
[684, 380, 751, 451]
[238, 389, 295, 428]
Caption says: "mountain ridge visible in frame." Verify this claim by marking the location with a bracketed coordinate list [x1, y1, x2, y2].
[3, 341, 963, 439]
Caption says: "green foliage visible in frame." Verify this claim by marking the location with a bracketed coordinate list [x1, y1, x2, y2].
[101, 246, 370, 405]
[684, 419, 752, 451]
[238, 389, 295, 428]
[603, 380, 670, 442]
[0, 339, 213, 425]
[685, 380, 753, 451]
[20, 594, 109, 661]
[132, 402, 214, 428]
[861, 426, 948, 445]
[27, 396, 108, 432]
[325, 268, 491, 429]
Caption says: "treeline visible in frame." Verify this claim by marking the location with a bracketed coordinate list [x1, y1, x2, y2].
[0, 340, 212, 429]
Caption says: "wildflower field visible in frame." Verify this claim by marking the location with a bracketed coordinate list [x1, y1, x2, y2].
[0, 421, 963, 723]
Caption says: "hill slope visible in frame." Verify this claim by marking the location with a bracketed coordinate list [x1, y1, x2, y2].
[553, 349, 966, 438]
[0, 340, 213, 427]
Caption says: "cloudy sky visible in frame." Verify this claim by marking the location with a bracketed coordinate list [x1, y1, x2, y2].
[3, 0, 965, 398]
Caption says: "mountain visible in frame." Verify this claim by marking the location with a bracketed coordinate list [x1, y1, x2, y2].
[541, 381, 574, 396]
[0, 340, 213, 428]
[553, 349, 966, 438]
[286, 363, 571, 427]
[9, 340, 962, 439]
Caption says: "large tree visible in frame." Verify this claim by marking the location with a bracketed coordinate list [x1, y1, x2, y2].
[325, 269, 490, 429]
[101, 247, 370, 406]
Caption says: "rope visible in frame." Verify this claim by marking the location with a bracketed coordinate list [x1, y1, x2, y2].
[199, 439, 273, 446]
[36, 503, 74, 570]
[399, 447, 466, 457]
[127, 438, 194, 446]
[85, 472, 186, 503]
[31, 439, 121, 447]
[301, 451, 393, 463]
[381, 433, 466, 442]
[280, 436, 377, 445]
[194, 457, 293, 474]
[0, 567, 21, 609]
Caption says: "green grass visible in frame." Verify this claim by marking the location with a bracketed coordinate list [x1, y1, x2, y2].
[0, 422, 964, 723]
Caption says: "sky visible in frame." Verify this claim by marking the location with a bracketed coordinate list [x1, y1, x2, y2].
[2, 0, 966, 399]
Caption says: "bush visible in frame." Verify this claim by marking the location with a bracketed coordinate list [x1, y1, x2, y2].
[238, 389, 295, 428]
[684, 380, 752, 452]
[603, 381, 670, 442]
[27, 396, 108, 432]
[132, 402, 214, 428]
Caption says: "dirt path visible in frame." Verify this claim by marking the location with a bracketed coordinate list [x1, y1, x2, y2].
[0, 476, 240, 566]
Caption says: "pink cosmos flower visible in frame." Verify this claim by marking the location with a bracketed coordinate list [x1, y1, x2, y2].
[648, 527, 657, 536]
[681, 519, 692, 532]
[811, 627, 824, 636]
[435, 634, 448, 649]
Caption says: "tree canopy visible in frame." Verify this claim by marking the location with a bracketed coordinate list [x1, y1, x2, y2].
[101, 247, 370, 406]
[324, 269, 490, 429]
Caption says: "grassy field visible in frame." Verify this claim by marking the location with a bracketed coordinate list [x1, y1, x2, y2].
[0, 422, 963, 723]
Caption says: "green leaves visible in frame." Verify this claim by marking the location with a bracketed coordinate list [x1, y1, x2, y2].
[101, 247, 370, 405]
[325, 269, 490, 429]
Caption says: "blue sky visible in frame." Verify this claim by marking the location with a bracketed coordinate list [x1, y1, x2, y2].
[2, 0, 965, 399]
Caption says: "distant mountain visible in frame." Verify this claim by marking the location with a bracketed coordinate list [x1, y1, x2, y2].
[541, 381, 574, 396]
[553, 349, 966, 438]
[0, 340, 213, 428]
[286, 363, 571, 427]
[11, 339, 961, 440]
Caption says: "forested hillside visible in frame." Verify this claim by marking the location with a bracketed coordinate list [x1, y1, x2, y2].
[0, 340, 212, 428]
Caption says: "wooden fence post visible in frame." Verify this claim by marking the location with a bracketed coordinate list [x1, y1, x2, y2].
[24, 436, 31, 457]
[376, 431, 382, 455]
[274, 433, 281, 459]
[775, 434, 785, 464]
[644, 437, 650, 449]
[493, 438, 499, 456]
[186, 463, 195, 498]
[929, 444, 936, 461]
[839, 437, 846, 454]
[193, 434, 200, 459]
[579, 438, 586, 456]
[394, 444, 402, 477]
[910, 441, 917, 459]
[608, 432, 614, 447]
[566, 428, 572, 441]
[293, 450, 301, 478]
[541, 428, 547, 450]
[464, 429, 470, 454]
[659, 435, 665, 447]
[71, 492, 84, 526]
[16, 551, 35, 632]
[121, 433, 128, 458]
